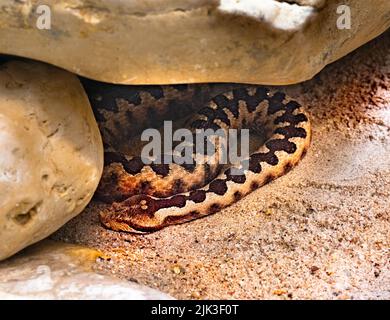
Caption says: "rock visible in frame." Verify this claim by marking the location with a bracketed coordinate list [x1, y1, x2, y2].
[0, 0, 389, 85]
[0, 240, 173, 299]
[0, 61, 103, 261]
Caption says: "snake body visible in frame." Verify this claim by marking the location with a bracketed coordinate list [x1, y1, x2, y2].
[83, 81, 311, 233]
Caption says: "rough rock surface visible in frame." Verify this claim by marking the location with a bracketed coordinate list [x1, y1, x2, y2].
[53, 31, 390, 300]
[0, 241, 173, 299]
[0, 61, 103, 261]
[0, 0, 389, 85]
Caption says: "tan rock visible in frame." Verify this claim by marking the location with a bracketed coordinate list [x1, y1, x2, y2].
[0, 61, 103, 261]
[0, 0, 389, 85]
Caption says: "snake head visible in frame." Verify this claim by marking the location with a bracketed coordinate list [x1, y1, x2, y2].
[99, 195, 160, 233]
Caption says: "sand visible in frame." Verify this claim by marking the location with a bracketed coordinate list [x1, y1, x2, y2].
[53, 31, 390, 300]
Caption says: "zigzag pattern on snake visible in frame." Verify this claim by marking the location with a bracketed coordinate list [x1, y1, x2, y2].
[83, 80, 311, 233]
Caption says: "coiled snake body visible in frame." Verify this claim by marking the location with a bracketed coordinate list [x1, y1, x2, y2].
[83, 81, 311, 233]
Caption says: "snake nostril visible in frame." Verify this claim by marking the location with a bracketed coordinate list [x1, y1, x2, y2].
[139, 199, 149, 210]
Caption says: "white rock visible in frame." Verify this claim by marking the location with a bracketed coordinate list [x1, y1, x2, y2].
[0, 61, 103, 261]
[0, 241, 172, 300]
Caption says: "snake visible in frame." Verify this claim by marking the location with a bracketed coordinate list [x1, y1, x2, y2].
[82, 80, 311, 233]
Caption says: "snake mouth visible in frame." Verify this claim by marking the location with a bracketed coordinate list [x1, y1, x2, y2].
[99, 211, 164, 234]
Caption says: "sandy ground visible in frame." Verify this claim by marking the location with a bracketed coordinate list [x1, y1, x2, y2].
[53, 31, 390, 300]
